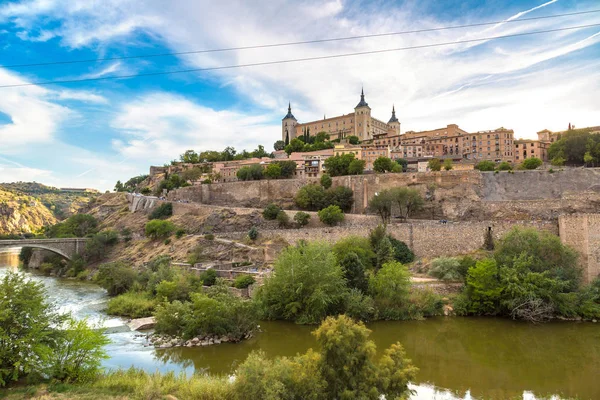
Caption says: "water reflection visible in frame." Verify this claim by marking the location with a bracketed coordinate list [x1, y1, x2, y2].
[1, 254, 597, 400]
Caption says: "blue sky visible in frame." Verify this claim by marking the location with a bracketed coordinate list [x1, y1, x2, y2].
[0, 0, 599, 191]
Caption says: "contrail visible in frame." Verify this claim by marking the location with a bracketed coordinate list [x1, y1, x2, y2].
[484, 0, 559, 32]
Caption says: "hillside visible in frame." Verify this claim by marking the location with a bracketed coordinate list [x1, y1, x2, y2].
[0, 182, 95, 220]
[0, 188, 58, 235]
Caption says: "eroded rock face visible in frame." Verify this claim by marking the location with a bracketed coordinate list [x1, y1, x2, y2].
[0, 189, 57, 234]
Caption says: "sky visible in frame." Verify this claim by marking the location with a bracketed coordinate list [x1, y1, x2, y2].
[0, 0, 599, 191]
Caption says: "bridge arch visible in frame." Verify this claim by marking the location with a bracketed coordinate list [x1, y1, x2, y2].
[0, 238, 88, 262]
[16, 245, 72, 261]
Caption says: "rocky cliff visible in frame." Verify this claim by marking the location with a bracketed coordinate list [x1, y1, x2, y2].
[0, 188, 58, 234]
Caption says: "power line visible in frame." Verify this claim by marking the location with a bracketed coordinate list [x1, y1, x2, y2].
[1, 9, 599, 69]
[1, 23, 599, 89]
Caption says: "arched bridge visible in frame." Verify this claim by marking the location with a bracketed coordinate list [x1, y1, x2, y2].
[0, 238, 89, 260]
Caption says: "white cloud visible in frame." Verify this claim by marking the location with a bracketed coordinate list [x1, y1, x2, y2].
[53, 89, 109, 104]
[111, 92, 277, 163]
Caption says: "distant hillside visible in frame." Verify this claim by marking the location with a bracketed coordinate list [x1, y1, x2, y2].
[0, 187, 57, 234]
[0, 182, 96, 220]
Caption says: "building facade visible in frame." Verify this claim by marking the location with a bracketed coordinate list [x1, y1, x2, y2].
[282, 89, 400, 143]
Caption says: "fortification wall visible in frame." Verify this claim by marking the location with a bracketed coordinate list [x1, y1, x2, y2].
[219, 220, 558, 259]
[168, 169, 600, 220]
[559, 214, 600, 283]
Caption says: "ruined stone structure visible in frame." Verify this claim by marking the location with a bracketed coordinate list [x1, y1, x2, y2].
[0, 238, 88, 260]
[559, 214, 600, 283]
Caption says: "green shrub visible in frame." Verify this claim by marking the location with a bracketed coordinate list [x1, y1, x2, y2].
[497, 161, 513, 171]
[276, 210, 289, 228]
[548, 168, 554, 173]
[248, 226, 259, 241]
[175, 228, 186, 239]
[333, 236, 376, 270]
[388, 236, 414, 264]
[233, 274, 256, 289]
[164, 238, 171, 245]
[84, 230, 119, 262]
[318, 205, 344, 226]
[522, 157, 543, 170]
[429, 257, 463, 281]
[475, 160, 495, 171]
[263, 203, 281, 220]
[406, 288, 444, 318]
[106, 292, 155, 318]
[204, 233, 215, 240]
[293, 211, 310, 227]
[343, 288, 376, 322]
[200, 269, 218, 286]
[95, 262, 137, 296]
[369, 261, 411, 319]
[145, 220, 176, 239]
[427, 158, 442, 171]
[187, 244, 205, 265]
[464, 259, 502, 315]
[148, 203, 173, 220]
[320, 173, 332, 189]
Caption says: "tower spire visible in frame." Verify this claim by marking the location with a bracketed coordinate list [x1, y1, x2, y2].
[282, 102, 296, 121]
[388, 104, 399, 123]
[356, 87, 369, 108]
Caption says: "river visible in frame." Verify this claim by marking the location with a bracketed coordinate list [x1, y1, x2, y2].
[1, 252, 599, 400]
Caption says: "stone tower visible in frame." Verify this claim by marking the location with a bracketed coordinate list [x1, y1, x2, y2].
[354, 88, 371, 140]
[282, 103, 297, 145]
[388, 105, 401, 136]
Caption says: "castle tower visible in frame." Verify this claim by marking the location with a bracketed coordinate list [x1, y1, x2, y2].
[388, 105, 401, 136]
[354, 88, 371, 140]
[282, 102, 297, 145]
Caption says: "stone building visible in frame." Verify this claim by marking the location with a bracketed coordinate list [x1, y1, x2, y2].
[282, 89, 400, 143]
[514, 139, 549, 163]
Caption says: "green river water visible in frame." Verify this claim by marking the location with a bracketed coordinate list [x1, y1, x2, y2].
[1, 252, 599, 400]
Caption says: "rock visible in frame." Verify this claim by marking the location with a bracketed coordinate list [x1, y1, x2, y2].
[214, 339, 221, 345]
[201, 340, 209, 346]
[593, 319, 598, 323]
[127, 317, 156, 331]
[221, 336, 229, 343]
[191, 337, 200, 344]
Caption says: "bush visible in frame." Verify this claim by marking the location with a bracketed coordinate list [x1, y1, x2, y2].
[237, 164, 263, 181]
[155, 289, 258, 341]
[320, 173, 332, 189]
[293, 211, 310, 227]
[333, 236, 376, 270]
[95, 262, 137, 296]
[475, 160, 496, 171]
[200, 268, 218, 286]
[233, 274, 256, 289]
[522, 157, 543, 170]
[0, 272, 108, 386]
[262, 203, 281, 220]
[497, 161, 513, 171]
[373, 156, 395, 173]
[276, 210, 289, 228]
[248, 226, 259, 241]
[175, 228, 186, 238]
[204, 233, 215, 240]
[148, 203, 173, 220]
[257, 242, 347, 324]
[428, 158, 442, 171]
[145, 220, 176, 239]
[295, 184, 328, 211]
[369, 261, 412, 320]
[164, 238, 171, 245]
[106, 292, 155, 318]
[443, 159, 453, 171]
[348, 158, 366, 175]
[84, 230, 119, 262]
[429, 257, 462, 281]
[343, 289, 376, 322]
[388, 236, 414, 264]
[318, 205, 344, 226]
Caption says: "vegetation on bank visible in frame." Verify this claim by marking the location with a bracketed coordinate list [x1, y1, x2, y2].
[3, 314, 416, 400]
[548, 127, 600, 166]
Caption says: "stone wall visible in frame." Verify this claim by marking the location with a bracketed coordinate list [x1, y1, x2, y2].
[559, 214, 600, 283]
[168, 169, 600, 220]
[219, 219, 558, 259]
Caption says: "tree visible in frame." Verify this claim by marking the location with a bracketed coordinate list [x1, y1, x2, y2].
[318, 205, 344, 226]
[340, 252, 369, 293]
[284, 138, 305, 155]
[320, 173, 332, 189]
[257, 242, 348, 324]
[475, 160, 496, 171]
[273, 140, 286, 151]
[368, 190, 394, 225]
[262, 203, 281, 220]
[464, 259, 503, 315]
[348, 135, 360, 145]
[551, 156, 566, 166]
[95, 262, 137, 296]
[428, 158, 442, 171]
[443, 159, 453, 171]
[429, 257, 463, 281]
[180, 150, 200, 163]
[237, 164, 264, 181]
[373, 156, 395, 173]
[375, 236, 395, 269]
[390, 187, 424, 220]
[327, 185, 354, 212]
[276, 210, 290, 227]
[145, 219, 176, 239]
[293, 211, 311, 227]
[584, 151, 595, 167]
[295, 184, 328, 211]
[46, 214, 99, 238]
[348, 159, 366, 175]
[180, 167, 203, 182]
[332, 236, 376, 270]
[369, 261, 412, 318]
[264, 163, 282, 179]
[148, 202, 173, 220]
[388, 236, 414, 264]
[522, 157, 542, 170]
[324, 153, 355, 176]
[395, 158, 408, 172]
[275, 161, 298, 178]
[114, 180, 125, 192]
